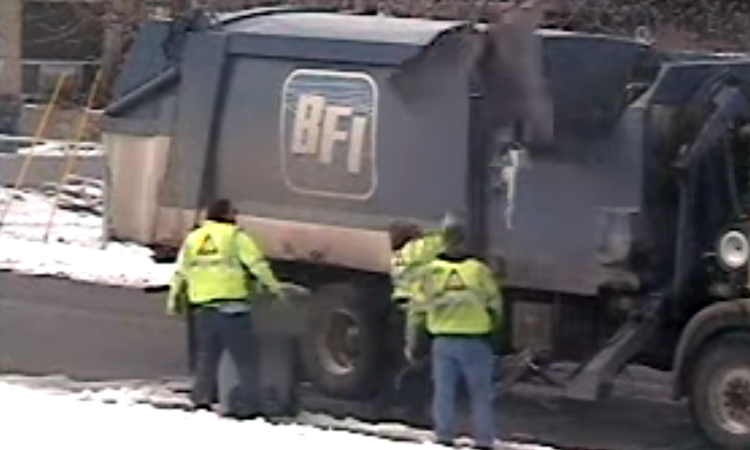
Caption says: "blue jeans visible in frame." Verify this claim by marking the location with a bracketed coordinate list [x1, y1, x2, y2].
[191, 307, 257, 413]
[431, 337, 495, 447]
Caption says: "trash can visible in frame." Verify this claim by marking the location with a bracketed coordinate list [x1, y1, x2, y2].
[217, 292, 306, 418]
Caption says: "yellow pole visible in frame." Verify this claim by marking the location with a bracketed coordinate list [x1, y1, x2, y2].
[42, 69, 103, 243]
[0, 73, 67, 230]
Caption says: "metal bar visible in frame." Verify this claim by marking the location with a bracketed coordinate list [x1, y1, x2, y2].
[42, 69, 103, 243]
[563, 295, 664, 401]
[104, 67, 180, 117]
[0, 134, 101, 148]
[0, 73, 66, 231]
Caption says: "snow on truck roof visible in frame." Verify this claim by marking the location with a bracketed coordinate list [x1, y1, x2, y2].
[220, 11, 468, 48]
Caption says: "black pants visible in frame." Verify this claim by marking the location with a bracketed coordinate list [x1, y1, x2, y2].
[190, 307, 257, 412]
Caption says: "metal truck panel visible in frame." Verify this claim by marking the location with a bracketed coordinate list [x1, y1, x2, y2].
[155, 43, 471, 269]
[222, 12, 465, 47]
[104, 133, 172, 244]
[111, 20, 175, 101]
[482, 34, 650, 294]
[543, 34, 646, 125]
[207, 60, 468, 222]
[104, 11, 473, 272]
[488, 105, 647, 294]
[149, 205, 393, 273]
[166, 32, 229, 211]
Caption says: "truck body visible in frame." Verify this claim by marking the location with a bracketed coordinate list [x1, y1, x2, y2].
[103, 7, 750, 449]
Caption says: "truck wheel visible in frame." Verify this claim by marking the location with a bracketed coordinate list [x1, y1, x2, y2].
[301, 284, 384, 399]
[689, 333, 750, 450]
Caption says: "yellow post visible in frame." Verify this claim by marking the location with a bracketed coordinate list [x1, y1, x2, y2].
[42, 69, 104, 243]
[0, 73, 67, 230]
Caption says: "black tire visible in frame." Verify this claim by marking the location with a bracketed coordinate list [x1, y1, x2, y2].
[689, 333, 750, 450]
[301, 284, 386, 399]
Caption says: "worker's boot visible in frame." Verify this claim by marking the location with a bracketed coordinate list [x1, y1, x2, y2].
[221, 386, 261, 420]
[434, 439, 456, 448]
[472, 441, 495, 450]
[190, 403, 212, 413]
[189, 403, 222, 414]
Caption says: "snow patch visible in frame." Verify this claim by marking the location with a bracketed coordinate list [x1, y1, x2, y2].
[0, 187, 174, 287]
[0, 380, 446, 450]
[0, 375, 559, 450]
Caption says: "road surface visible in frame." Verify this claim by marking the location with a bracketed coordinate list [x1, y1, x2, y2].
[0, 271, 186, 380]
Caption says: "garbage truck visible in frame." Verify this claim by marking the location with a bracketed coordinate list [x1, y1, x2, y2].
[102, 6, 750, 449]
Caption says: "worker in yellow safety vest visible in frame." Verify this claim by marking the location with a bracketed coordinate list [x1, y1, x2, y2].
[405, 213, 502, 450]
[167, 198, 284, 417]
[389, 221, 446, 306]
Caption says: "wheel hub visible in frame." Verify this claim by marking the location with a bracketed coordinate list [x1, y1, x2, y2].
[317, 309, 361, 376]
[712, 367, 750, 435]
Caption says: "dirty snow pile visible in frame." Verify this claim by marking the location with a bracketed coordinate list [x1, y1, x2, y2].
[0, 187, 174, 287]
[0, 380, 438, 450]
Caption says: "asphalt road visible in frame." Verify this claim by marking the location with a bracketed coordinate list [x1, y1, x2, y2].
[0, 271, 711, 450]
[0, 271, 187, 380]
[499, 389, 706, 450]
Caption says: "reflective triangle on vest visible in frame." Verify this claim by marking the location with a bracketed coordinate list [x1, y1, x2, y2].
[196, 234, 219, 256]
[443, 268, 467, 291]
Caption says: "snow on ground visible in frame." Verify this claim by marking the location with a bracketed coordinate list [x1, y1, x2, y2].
[0, 376, 553, 450]
[0, 380, 442, 450]
[0, 187, 174, 287]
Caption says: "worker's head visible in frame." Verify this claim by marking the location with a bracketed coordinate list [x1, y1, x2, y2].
[389, 220, 424, 251]
[205, 198, 237, 224]
[441, 211, 468, 256]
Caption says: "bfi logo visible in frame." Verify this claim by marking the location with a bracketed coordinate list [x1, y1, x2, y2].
[281, 69, 378, 200]
[291, 93, 368, 174]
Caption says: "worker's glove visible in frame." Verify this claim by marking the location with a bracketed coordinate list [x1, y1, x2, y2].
[275, 282, 312, 307]
[274, 290, 291, 307]
[166, 289, 188, 316]
[166, 296, 186, 316]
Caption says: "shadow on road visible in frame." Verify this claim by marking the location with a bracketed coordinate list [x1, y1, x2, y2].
[499, 393, 709, 450]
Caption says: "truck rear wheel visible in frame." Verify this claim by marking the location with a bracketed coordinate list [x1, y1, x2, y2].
[301, 284, 385, 399]
[689, 333, 750, 450]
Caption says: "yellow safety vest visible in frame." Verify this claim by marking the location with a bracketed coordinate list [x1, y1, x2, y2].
[409, 257, 502, 336]
[167, 220, 281, 314]
[391, 232, 445, 302]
